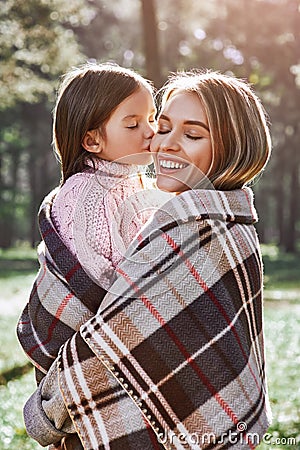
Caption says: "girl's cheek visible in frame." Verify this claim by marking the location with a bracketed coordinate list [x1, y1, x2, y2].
[150, 135, 160, 152]
[152, 122, 158, 133]
[149, 139, 155, 152]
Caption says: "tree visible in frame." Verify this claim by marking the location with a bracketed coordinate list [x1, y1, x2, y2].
[140, 0, 163, 87]
[170, 0, 300, 251]
[0, 0, 299, 251]
[0, 0, 93, 246]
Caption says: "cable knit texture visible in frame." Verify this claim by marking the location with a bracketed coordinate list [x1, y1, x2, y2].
[51, 157, 167, 289]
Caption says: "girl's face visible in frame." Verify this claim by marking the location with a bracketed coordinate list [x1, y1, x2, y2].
[100, 87, 156, 165]
[150, 91, 213, 193]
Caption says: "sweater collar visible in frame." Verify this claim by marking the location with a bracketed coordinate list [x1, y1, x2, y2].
[85, 157, 145, 178]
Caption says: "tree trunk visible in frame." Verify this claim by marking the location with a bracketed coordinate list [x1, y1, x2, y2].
[285, 164, 299, 253]
[284, 141, 299, 253]
[140, 0, 163, 87]
[283, 0, 300, 252]
[21, 101, 55, 247]
[0, 147, 20, 248]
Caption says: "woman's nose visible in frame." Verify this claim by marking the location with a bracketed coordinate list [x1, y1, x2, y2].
[159, 133, 180, 152]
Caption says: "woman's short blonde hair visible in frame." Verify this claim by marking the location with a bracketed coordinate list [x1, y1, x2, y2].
[158, 70, 272, 190]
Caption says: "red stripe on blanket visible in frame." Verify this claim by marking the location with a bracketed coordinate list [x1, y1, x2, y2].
[162, 234, 259, 389]
[162, 232, 260, 390]
[116, 266, 240, 427]
[116, 231, 260, 448]
[41, 226, 55, 239]
[161, 232, 258, 449]
[65, 262, 81, 282]
[29, 262, 47, 301]
[27, 292, 74, 356]
[143, 416, 162, 449]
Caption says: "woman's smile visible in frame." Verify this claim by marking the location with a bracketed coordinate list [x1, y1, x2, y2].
[157, 155, 189, 171]
[151, 90, 212, 193]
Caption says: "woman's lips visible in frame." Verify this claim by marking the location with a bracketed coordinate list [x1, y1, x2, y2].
[157, 157, 189, 171]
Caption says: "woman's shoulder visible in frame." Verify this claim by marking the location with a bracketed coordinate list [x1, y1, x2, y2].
[158, 187, 257, 224]
[132, 187, 257, 240]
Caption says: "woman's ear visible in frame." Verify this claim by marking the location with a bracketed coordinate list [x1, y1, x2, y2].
[82, 129, 103, 154]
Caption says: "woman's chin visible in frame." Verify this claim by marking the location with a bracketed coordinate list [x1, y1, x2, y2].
[156, 174, 188, 193]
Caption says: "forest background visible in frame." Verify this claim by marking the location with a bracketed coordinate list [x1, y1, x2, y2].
[0, 0, 299, 252]
[0, 1, 299, 449]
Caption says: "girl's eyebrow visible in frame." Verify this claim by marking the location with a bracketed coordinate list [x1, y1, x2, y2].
[122, 114, 138, 121]
[159, 114, 210, 132]
[122, 110, 156, 121]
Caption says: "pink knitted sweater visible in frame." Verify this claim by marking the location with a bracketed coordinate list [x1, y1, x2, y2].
[51, 158, 167, 290]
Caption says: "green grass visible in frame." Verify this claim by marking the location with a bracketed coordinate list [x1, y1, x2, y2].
[0, 372, 42, 450]
[261, 244, 300, 291]
[0, 245, 299, 449]
[0, 245, 38, 278]
[0, 262, 43, 449]
[257, 304, 300, 449]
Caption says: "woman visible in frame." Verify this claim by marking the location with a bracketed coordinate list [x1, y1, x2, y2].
[23, 70, 272, 449]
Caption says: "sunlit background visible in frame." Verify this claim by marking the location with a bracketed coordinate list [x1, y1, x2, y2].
[0, 0, 299, 448]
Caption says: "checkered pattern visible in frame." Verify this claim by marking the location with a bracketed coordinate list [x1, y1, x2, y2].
[17, 189, 107, 381]
[57, 188, 271, 449]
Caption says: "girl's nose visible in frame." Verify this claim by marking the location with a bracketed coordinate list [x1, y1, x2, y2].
[144, 123, 156, 139]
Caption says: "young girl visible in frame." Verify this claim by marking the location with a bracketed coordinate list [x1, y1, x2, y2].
[24, 70, 272, 450]
[17, 62, 169, 383]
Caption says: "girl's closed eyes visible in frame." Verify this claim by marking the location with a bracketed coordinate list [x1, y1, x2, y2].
[123, 113, 156, 132]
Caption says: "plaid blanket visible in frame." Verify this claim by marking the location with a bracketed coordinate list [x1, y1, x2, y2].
[17, 189, 107, 382]
[56, 188, 271, 449]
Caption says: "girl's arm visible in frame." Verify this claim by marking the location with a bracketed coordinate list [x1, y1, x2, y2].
[24, 359, 75, 446]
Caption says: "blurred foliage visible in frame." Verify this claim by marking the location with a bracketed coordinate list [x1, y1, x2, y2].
[0, 0, 93, 109]
[262, 244, 300, 290]
[0, 247, 38, 277]
[0, 0, 92, 247]
[0, 0, 299, 251]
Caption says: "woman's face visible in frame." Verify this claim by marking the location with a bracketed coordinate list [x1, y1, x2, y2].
[150, 90, 213, 193]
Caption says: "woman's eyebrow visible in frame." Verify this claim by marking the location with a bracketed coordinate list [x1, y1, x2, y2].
[159, 114, 170, 122]
[184, 120, 210, 131]
[159, 114, 209, 132]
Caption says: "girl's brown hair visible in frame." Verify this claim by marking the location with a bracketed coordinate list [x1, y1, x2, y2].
[158, 70, 272, 190]
[53, 62, 154, 183]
